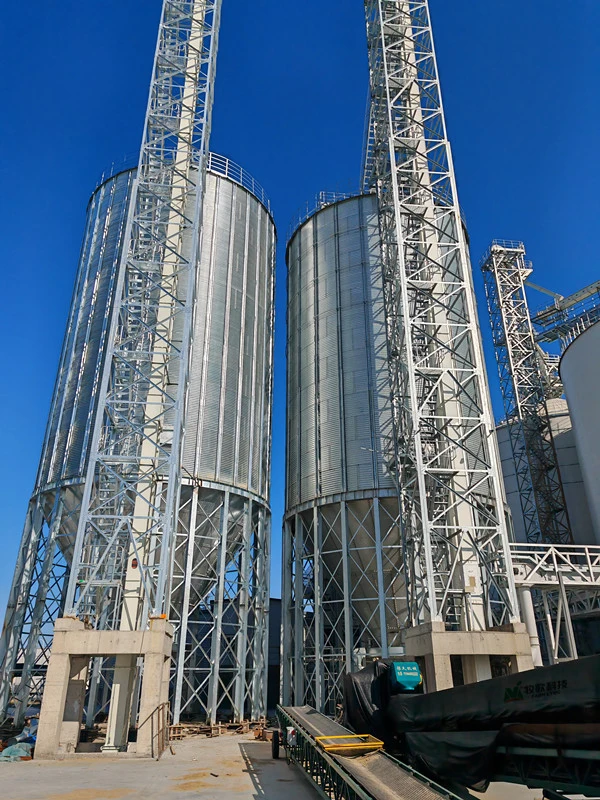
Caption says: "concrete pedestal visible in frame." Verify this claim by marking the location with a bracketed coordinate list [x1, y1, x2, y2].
[404, 621, 535, 691]
[102, 655, 136, 752]
[36, 617, 173, 759]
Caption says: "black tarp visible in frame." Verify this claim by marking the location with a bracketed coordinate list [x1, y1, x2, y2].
[403, 724, 600, 791]
[387, 654, 600, 733]
[342, 655, 600, 791]
[343, 660, 390, 744]
[498, 722, 600, 750]
[404, 731, 498, 790]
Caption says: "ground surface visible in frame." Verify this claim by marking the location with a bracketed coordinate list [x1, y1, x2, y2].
[0, 734, 321, 800]
[0, 735, 568, 800]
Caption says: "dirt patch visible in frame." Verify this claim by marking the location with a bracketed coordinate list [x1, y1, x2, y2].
[174, 768, 249, 793]
[46, 790, 135, 800]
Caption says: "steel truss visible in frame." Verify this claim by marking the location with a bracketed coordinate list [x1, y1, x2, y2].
[511, 542, 600, 664]
[0, 490, 78, 724]
[169, 484, 269, 723]
[364, 1, 518, 627]
[282, 494, 404, 716]
[533, 278, 600, 348]
[481, 241, 573, 546]
[65, 0, 221, 627]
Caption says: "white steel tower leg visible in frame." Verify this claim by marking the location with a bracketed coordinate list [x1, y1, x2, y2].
[364, 1, 519, 630]
[64, 0, 221, 628]
[0, 495, 71, 724]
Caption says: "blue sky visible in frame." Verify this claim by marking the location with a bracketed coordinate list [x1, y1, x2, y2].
[0, 0, 599, 610]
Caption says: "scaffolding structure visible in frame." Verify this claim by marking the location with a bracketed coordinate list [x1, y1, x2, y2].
[481, 241, 573, 546]
[0, 0, 223, 724]
[363, 1, 518, 630]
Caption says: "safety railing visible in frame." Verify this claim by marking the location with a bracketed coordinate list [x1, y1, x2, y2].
[93, 152, 271, 215]
[206, 152, 271, 212]
[152, 701, 171, 760]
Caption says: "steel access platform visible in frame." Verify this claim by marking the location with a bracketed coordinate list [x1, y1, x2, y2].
[276, 705, 461, 800]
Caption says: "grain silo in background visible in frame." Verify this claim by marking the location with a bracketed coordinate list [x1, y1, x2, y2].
[560, 322, 600, 546]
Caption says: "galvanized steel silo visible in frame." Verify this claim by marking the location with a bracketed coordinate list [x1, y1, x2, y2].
[282, 194, 404, 715]
[0, 155, 275, 725]
[171, 155, 275, 723]
[560, 321, 600, 545]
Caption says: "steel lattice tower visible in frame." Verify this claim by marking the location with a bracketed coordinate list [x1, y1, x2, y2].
[364, 1, 519, 630]
[0, 0, 225, 724]
[65, 0, 221, 629]
[481, 241, 573, 546]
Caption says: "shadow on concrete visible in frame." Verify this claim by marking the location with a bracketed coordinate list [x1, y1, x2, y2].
[239, 740, 320, 799]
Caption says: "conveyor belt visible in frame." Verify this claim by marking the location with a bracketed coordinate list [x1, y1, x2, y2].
[281, 706, 458, 800]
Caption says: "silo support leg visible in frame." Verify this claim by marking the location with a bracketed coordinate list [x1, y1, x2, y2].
[207, 490, 230, 725]
[233, 500, 251, 722]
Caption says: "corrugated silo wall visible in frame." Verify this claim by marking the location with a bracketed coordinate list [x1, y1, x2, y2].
[21, 159, 275, 723]
[560, 322, 600, 546]
[282, 194, 405, 715]
[171, 167, 275, 723]
[35, 170, 135, 549]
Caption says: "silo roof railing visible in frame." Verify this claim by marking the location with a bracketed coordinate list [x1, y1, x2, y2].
[288, 189, 368, 241]
[206, 153, 271, 213]
[92, 152, 271, 214]
[93, 154, 139, 193]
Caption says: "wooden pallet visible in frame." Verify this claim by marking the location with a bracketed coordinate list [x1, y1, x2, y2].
[169, 719, 262, 739]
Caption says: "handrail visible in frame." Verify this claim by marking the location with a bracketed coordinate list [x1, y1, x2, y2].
[92, 152, 272, 214]
[152, 701, 171, 760]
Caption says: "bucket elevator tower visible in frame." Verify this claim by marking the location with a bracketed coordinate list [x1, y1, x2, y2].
[283, 0, 533, 712]
[481, 241, 573, 546]
[0, 0, 275, 736]
[362, 0, 532, 686]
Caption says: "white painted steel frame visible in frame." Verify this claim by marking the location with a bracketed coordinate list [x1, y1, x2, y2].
[364, 1, 518, 627]
[511, 543, 600, 663]
[481, 241, 573, 546]
[64, 0, 222, 626]
[533, 279, 600, 348]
